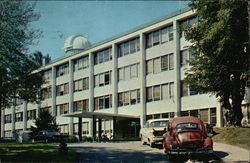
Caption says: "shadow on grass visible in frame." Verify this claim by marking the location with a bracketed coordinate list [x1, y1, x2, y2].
[0, 143, 78, 162]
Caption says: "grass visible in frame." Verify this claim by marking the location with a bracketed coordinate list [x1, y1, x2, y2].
[213, 127, 250, 150]
[0, 143, 78, 162]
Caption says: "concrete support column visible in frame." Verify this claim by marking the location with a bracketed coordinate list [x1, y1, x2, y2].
[69, 60, 74, 135]
[1, 109, 5, 137]
[216, 102, 223, 127]
[78, 117, 82, 141]
[112, 44, 118, 114]
[139, 33, 146, 127]
[98, 118, 102, 140]
[112, 116, 117, 139]
[51, 66, 57, 116]
[36, 101, 41, 119]
[92, 115, 96, 141]
[89, 52, 95, 138]
[173, 20, 181, 117]
[23, 101, 27, 131]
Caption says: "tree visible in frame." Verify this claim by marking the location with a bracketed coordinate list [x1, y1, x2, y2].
[0, 1, 43, 136]
[30, 109, 59, 138]
[183, 0, 248, 126]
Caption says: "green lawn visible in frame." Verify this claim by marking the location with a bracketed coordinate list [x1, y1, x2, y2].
[0, 143, 78, 162]
[213, 127, 250, 150]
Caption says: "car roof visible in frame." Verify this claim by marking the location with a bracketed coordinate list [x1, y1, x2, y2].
[147, 118, 170, 123]
[169, 116, 204, 128]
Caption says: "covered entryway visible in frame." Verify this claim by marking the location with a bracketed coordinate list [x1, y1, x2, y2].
[63, 111, 140, 141]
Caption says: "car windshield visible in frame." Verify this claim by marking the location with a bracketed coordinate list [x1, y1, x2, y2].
[176, 123, 201, 132]
[150, 120, 168, 127]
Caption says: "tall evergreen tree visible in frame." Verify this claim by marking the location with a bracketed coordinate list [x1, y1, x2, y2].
[30, 109, 59, 138]
[183, 0, 248, 126]
[0, 1, 43, 136]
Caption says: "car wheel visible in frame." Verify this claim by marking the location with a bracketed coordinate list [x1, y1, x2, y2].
[141, 136, 146, 145]
[150, 141, 155, 148]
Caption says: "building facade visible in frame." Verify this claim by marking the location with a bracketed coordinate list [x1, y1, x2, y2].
[1, 8, 231, 138]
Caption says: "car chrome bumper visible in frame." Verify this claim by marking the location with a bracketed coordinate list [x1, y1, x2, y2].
[164, 148, 213, 155]
[152, 137, 163, 143]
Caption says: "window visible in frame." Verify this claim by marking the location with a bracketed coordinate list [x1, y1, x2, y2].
[147, 83, 174, 102]
[73, 99, 89, 112]
[200, 109, 209, 123]
[153, 58, 160, 74]
[130, 64, 138, 78]
[4, 114, 12, 124]
[118, 38, 140, 58]
[118, 93, 124, 106]
[181, 81, 189, 97]
[180, 50, 189, 67]
[161, 84, 169, 99]
[41, 86, 52, 99]
[118, 89, 140, 107]
[153, 85, 160, 101]
[94, 71, 111, 88]
[146, 87, 153, 102]
[27, 110, 36, 120]
[94, 48, 112, 65]
[94, 95, 112, 110]
[161, 55, 168, 71]
[146, 25, 173, 49]
[15, 112, 23, 122]
[161, 28, 168, 43]
[153, 31, 160, 46]
[146, 53, 173, 75]
[210, 108, 217, 125]
[58, 124, 69, 135]
[56, 83, 69, 96]
[74, 56, 89, 71]
[43, 69, 52, 82]
[57, 103, 69, 115]
[179, 16, 198, 38]
[169, 54, 174, 70]
[146, 60, 153, 75]
[124, 66, 130, 80]
[41, 106, 52, 114]
[56, 63, 69, 77]
[118, 63, 139, 81]
[74, 77, 89, 92]
[169, 82, 174, 98]
[118, 68, 124, 81]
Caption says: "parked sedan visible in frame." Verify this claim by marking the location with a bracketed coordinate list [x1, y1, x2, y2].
[35, 130, 68, 143]
[140, 118, 169, 147]
[162, 117, 213, 158]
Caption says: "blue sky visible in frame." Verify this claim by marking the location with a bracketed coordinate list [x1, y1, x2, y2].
[29, 1, 189, 60]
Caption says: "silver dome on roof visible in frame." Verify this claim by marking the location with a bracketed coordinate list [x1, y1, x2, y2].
[64, 34, 91, 55]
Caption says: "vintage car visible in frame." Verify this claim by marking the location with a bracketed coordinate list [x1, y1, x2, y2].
[140, 118, 169, 147]
[34, 130, 68, 143]
[163, 117, 213, 157]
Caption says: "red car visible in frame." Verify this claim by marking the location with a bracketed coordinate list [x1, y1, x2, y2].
[163, 117, 213, 157]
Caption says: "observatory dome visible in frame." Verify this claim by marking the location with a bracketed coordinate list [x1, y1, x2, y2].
[64, 35, 91, 55]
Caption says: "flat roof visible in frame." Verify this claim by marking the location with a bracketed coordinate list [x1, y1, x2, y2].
[63, 111, 140, 120]
[45, 7, 191, 66]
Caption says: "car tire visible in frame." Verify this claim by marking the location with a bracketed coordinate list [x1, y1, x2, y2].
[150, 141, 155, 148]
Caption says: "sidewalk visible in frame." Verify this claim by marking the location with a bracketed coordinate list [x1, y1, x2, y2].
[214, 142, 250, 162]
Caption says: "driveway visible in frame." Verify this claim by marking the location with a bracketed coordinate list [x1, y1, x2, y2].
[68, 141, 222, 163]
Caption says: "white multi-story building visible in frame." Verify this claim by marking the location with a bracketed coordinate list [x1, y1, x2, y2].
[3, 8, 248, 139]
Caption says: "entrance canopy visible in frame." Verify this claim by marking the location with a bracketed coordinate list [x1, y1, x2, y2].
[63, 111, 140, 120]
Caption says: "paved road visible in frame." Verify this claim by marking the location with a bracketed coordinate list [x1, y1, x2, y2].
[68, 141, 222, 163]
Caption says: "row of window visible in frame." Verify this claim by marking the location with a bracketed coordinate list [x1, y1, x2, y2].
[4, 110, 36, 123]
[118, 89, 140, 107]
[146, 82, 174, 102]
[74, 77, 89, 92]
[118, 63, 139, 81]
[94, 71, 111, 88]
[94, 47, 112, 65]
[181, 81, 198, 97]
[146, 112, 175, 120]
[41, 86, 52, 99]
[146, 25, 173, 49]
[146, 53, 174, 75]
[118, 37, 140, 58]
